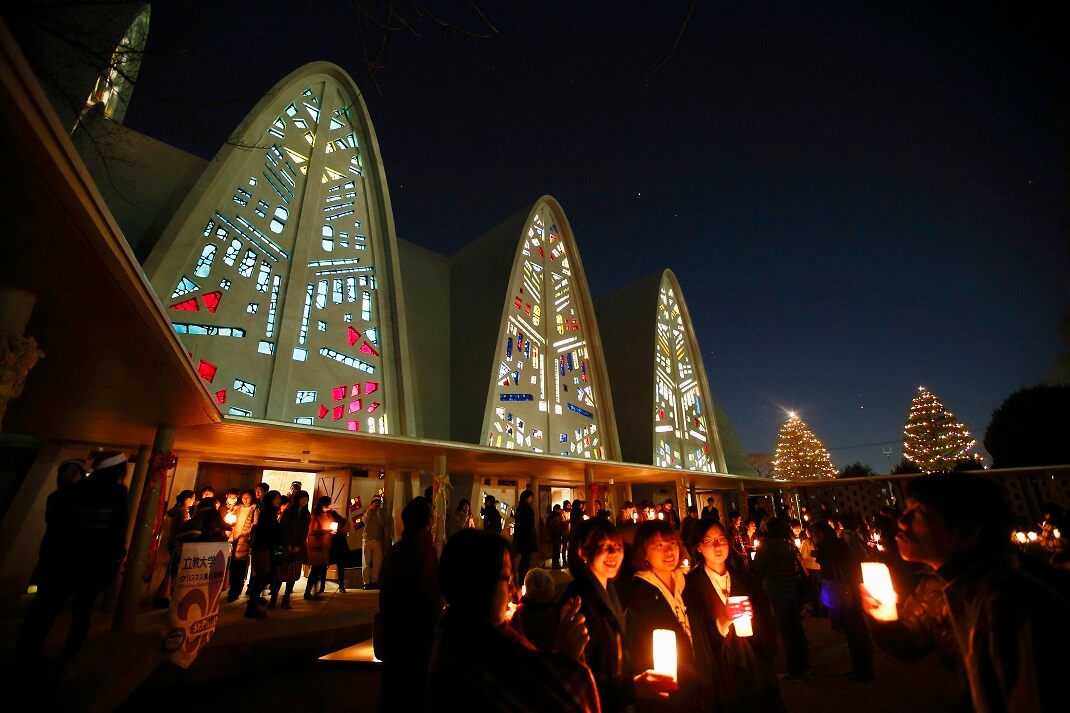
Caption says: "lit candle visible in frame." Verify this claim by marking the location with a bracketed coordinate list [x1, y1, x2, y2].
[1015, 531, 1027, 544]
[658, 512, 665, 520]
[793, 538, 802, 548]
[1055, 529, 1062, 539]
[727, 595, 753, 637]
[224, 512, 237, 525]
[632, 512, 638, 522]
[861, 562, 897, 621]
[1027, 531, 1038, 542]
[753, 539, 759, 549]
[329, 522, 339, 532]
[652, 629, 677, 681]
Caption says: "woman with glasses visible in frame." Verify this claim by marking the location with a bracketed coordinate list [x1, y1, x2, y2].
[426, 528, 598, 712]
[562, 519, 677, 712]
[624, 519, 702, 712]
[685, 520, 785, 713]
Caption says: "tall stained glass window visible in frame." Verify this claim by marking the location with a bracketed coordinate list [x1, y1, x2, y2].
[484, 205, 605, 459]
[148, 70, 395, 435]
[654, 281, 714, 471]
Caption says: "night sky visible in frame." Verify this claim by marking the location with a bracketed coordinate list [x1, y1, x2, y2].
[122, 1, 1070, 473]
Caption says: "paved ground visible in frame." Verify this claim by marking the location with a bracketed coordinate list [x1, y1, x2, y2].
[2, 573, 957, 713]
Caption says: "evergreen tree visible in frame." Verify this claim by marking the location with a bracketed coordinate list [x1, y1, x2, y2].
[772, 413, 838, 481]
[903, 386, 984, 473]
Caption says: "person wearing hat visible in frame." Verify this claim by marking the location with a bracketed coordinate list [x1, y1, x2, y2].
[481, 494, 503, 534]
[16, 450, 129, 673]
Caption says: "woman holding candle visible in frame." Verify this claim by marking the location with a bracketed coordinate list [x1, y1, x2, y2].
[685, 520, 785, 713]
[226, 489, 256, 602]
[306, 495, 344, 599]
[624, 518, 702, 712]
[561, 518, 677, 712]
[426, 528, 598, 712]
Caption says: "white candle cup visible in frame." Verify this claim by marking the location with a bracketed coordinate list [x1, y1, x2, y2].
[652, 629, 678, 681]
[861, 562, 898, 621]
[728, 596, 753, 637]
[329, 522, 339, 532]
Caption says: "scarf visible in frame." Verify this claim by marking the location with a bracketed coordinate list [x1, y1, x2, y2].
[636, 569, 693, 644]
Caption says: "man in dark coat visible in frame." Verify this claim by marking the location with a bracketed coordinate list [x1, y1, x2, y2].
[378, 497, 442, 712]
[16, 450, 129, 671]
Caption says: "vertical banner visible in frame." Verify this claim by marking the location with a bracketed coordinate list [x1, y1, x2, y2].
[161, 542, 230, 668]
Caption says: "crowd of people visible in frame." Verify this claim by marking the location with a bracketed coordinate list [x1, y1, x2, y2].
[16, 464, 1070, 712]
[151, 480, 356, 617]
[420, 480, 1068, 712]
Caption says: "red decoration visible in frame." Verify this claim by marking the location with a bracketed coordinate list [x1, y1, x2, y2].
[198, 360, 217, 382]
[202, 291, 222, 313]
[170, 298, 198, 311]
[332, 385, 346, 401]
[347, 326, 360, 346]
[351, 383, 361, 397]
[367, 402, 380, 413]
[215, 389, 226, 404]
[318, 405, 328, 418]
[332, 406, 343, 421]
[360, 342, 379, 357]
[366, 381, 378, 394]
[141, 451, 179, 583]
[347, 420, 359, 431]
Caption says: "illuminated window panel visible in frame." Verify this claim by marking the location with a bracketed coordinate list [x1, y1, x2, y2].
[482, 204, 607, 459]
[171, 276, 199, 298]
[255, 262, 271, 292]
[228, 407, 252, 417]
[215, 390, 226, 404]
[653, 281, 715, 472]
[202, 291, 222, 313]
[234, 378, 256, 396]
[194, 245, 216, 278]
[296, 390, 317, 403]
[148, 71, 392, 437]
[198, 360, 218, 382]
[170, 298, 198, 312]
[173, 324, 245, 337]
[294, 417, 314, 425]
[238, 250, 256, 278]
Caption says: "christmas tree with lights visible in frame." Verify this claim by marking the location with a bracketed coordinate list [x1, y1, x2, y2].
[772, 413, 838, 481]
[903, 386, 984, 473]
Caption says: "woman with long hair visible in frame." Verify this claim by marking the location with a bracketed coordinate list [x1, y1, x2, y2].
[245, 490, 282, 618]
[562, 518, 676, 712]
[272, 490, 310, 609]
[425, 528, 597, 712]
[685, 519, 785, 713]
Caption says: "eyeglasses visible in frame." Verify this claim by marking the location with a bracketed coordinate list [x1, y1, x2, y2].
[701, 538, 729, 547]
[595, 543, 623, 554]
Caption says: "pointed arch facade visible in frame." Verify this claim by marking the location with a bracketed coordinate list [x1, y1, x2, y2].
[454, 198, 619, 459]
[144, 62, 412, 435]
[596, 270, 728, 473]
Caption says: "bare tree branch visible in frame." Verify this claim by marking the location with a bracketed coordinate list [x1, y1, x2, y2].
[647, 0, 696, 76]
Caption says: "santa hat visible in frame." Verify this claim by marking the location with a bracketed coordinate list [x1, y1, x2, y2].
[89, 450, 127, 471]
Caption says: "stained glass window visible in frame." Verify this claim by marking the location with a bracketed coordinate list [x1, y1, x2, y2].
[483, 204, 606, 459]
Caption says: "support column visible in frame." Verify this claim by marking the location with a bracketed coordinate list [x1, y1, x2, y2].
[103, 444, 150, 613]
[528, 473, 541, 561]
[584, 467, 594, 517]
[432, 455, 448, 546]
[112, 425, 174, 633]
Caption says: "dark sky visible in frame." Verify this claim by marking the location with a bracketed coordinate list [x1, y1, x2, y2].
[124, 1, 1070, 473]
